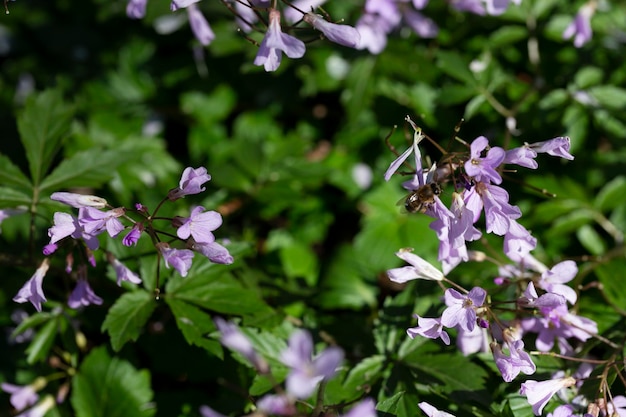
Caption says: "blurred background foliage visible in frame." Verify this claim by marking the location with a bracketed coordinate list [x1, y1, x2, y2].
[1, 0, 626, 416]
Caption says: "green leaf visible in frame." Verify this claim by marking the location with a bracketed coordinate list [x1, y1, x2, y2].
[39, 148, 132, 193]
[538, 89, 569, 110]
[26, 318, 59, 364]
[547, 208, 594, 237]
[488, 26, 527, 49]
[0, 186, 32, 208]
[436, 51, 475, 85]
[101, 291, 157, 352]
[342, 355, 386, 400]
[404, 353, 487, 393]
[588, 85, 626, 110]
[17, 89, 73, 186]
[165, 267, 273, 317]
[464, 94, 487, 120]
[437, 84, 477, 106]
[165, 298, 222, 356]
[71, 346, 155, 417]
[595, 259, 626, 314]
[376, 391, 404, 414]
[594, 176, 626, 211]
[574, 67, 603, 89]
[576, 224, 606, 256]
[0, 153, 32, 192]
[279, 242, 318, 286]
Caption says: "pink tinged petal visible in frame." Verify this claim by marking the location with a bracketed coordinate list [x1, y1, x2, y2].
[170, 0, 200, 11]
[68, 278, 103, 309]
[413, 0, 429, 9]
[403, 9, 438, 38]
[193, 241, 234, 264]
[520, 377, 576, 416]
[384, 143, 414, 181]
[530, 137, 574, 160]
[256, 394, 296, 415]
[188, 4, 215, 46]
[355, 14, 389, 54]
[111, 258, 142, 286]
[418, 401, 456, 417]
[303, 13, 360, 48]
[50, 192, 107, 209]
[16, 395, 55, 417]
[169, 167, 211, 200]
[161, 246, 195, 277]
[343, 398, 377, 417]
[468, 286, 486, 306]
[282, 330, 313, 368]
[214, 317, 268, 372]
[190, 209, 222, 243]
[122, 226, 142, 247]
[13, 259, 49, 312]
[286, 370, 322, 399]
[48, 212, 77, 244]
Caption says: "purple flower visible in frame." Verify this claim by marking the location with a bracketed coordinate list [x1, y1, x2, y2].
[284, 0, 327, 23]
[78, 207, 125, 238]
[484, 0, 520, 15]
[449, 0, 485, 15]
[199, 405, 227, 417]
[48, 212, 78, 245]
[608, 396, 626, 417]
[563, 4, 594, 48]
[187, 4, 215, 46]
[355, 13, 390, 54]
[518, 282, 566, 310]
[547, 405, 575, 417]
[387, 248, 444, 283]
[504, 146, 538, 169]
[168, 167, 212, 200]
[403, 9, 438, 38]
[13, 259, 49, 312]
[384, 119, 425, 181]
[365, 0, 401, 28]
[407, 316, 450, 345]
[303, 12, 360, 48]
[107, 254, 142, 286]
[157, 243, 194, 277]
[50, 192, 107, 209]
[175, 206, 222, 243]
[503, 219, 537, 261]
[537, 260, 578, 304]
[170, 0, 200, 11]
[520, 377, 576, 416]
[475, 182, 521, 236]
[15, 395, 55, 417]
[122, 224, 142, 247]
[456, 325, 489, 355]
[214, 317, 268, 372]
[464, 136, 505, 184]
[1, 381, 40, 410]
[529, 137, 574, 160]
[343, 398, 377, 417]
[192, 241, 234, 264]
[68, 272, 103, 309]
[491, 339, 536, 382]
[281, 329, 344, 399]
[418, 401, 455, 417]
[441, 287, 486, 332]
[254, 9, 306, 72]
[126, 0, 147, 19]
[256, 394, 296, 416]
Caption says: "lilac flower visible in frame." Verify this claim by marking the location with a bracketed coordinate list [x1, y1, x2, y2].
[504, 146, 538, 169]
[456, 325, 489, 355]
[503, 219, 537, 261]
[518, 282, 566, 310]
[187, 4, 215, 46]
[343, 398, 377, 417]
[214, 317, 268, 372]
[192, 241, 234, 264]
[48, 212, 78, 245]
[175, 206, 222, 243]
[384, 123, 425, 181]
[254, 9, 306, 72]
[122, 224, 142, 247]
[491, 339, 536, 382]
[303, 12, 360, 48]
[547, 405, 575, 417]
[365, 0, 401, 28]
[520, 377, 576, 416]
[475, 182, 522, 236]
[387, 248, 444, 283]
[42, 244, 57, 255]
[608, 396, 626, 417]
[126, 0, 147, 19]
[464, 136, 505, 184]
[281, 329, 344, 399]
[563, 3, 594, 48]
[407, 316, 450, 345]
[403, 8, 438, 38]
[233, 0, 259, 33]
[529, 137, 574, 160]
[355, 13, 391, 54]
[78, 207, 125, 238]
[284, 0, 327, 23]
[1, 381, 40, 410]
[536, 260, 578, 304]
[485, 0, 520, 15]
[107, 254, 142, 286]
[168, 167, 212, 200]
[68, 274, 103, 309]
[15, 395, 55, 417]
[50, 192, 107, 209]
[157, 243, 194, 277]
[418, 401, 455, 417]
[13, 259, 49, 312]
[256, 394, 296, 416]
[441, 287, 486, 332]
[449, 0, 485, 15]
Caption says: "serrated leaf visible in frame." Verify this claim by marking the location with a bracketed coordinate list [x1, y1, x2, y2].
[101, 291, 157, 352]
[17, 89, 73, 186]
[0, 153, 32, 192]
[165, 298, 222, 356]
[26, 318, 59, 364]
[71, 346, 155, 417]
[593, 176, 626, 212]
[342, 355, 386, 398]
[404, 353, 487, 392]
[376, 391, 404, 414]
[39, 148, 131, 193]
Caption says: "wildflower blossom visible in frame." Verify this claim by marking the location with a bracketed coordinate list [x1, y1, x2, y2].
[50, 192, 107, 209]
[536, 260, 578, 304]
[387, 248, 444, 283]
[214, 317, 269, 372]
[175, 206, 222, 243]
[168, 167, 212, 200]
[563, 3, 594, 47]
[464, 136, 505, 184]
[303, 12, 360, 48]
[68, 274, 103, 309]
[418, 401, 456, 417]
[78, 207, 125, 238]
[13, 259, 49, 312]
[126, 0, 147, 19]
[256, 394, 296, 416]
[157, 243, 194, 277]
[1, 380, 42, 410]
[407, 316, 450, 345]
[343, 398, 377, 417]
[122, 224, 142, 247]
[107, 253, 142, 286]
[520, 377, 576, 416]
[529, 137, 574, 160]
[199, 405, 227, 417]
[192, 240, 234, 264]
[187, 4, 215, 46]
[254, 9, 306, 72]
[15, 395, 55, 417]
[441, 287, 486, 332]
[281, 329, 344, 399]
[491, 339, 536, 382]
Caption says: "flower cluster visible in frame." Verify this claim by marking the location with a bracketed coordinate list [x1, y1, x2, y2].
[382, 118, 616, 415]
[12, 167, 233, 313]
[204, 319, 376, 417]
